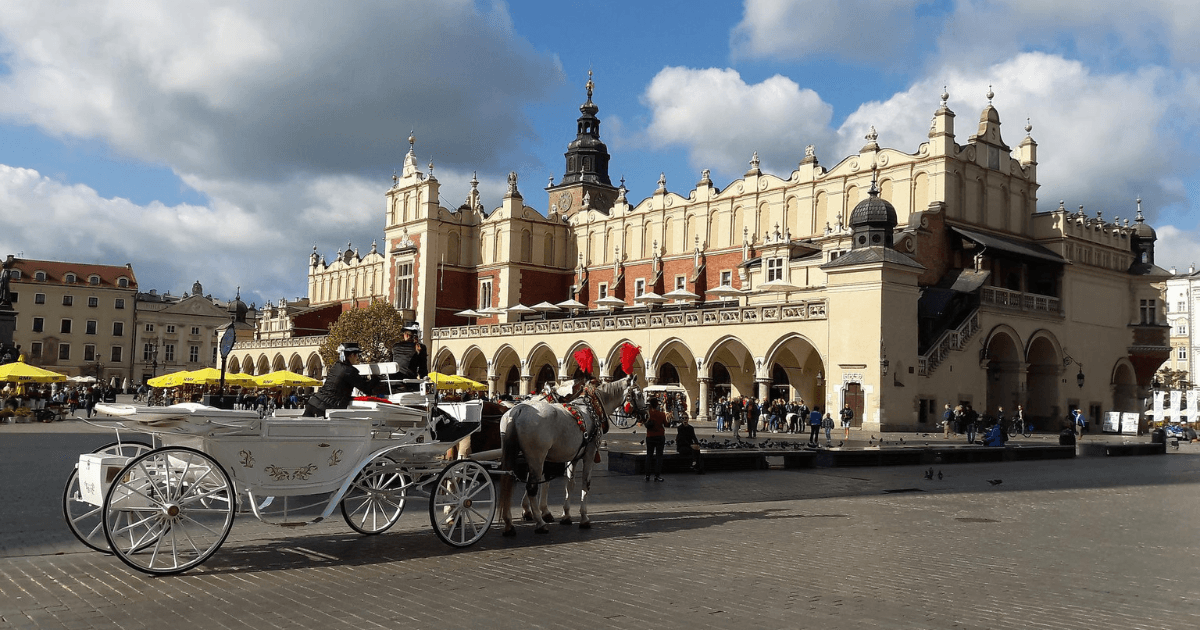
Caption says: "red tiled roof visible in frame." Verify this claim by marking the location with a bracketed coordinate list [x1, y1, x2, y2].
[12, 258, 138, 290]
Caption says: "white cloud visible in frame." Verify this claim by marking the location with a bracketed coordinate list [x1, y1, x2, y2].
[731, 0, 923, 64]
[837, 52, 1198, 217]
[639, 67, 836, 181]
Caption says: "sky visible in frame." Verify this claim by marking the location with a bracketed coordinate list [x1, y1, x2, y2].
[2, 0, 1198, 307]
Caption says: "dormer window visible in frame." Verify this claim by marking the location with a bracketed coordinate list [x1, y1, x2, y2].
[65, 273, 76, 283]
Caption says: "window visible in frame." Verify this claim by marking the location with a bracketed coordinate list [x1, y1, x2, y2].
[117, 277, 129, 288]
[34, 293, 45, 304]
[115, 298, 125, 310]
[164, 344, 175, 362]
[62, 295, 73, 306]
[64, 273, 76, 283]
[30, 342, 42, 358]
[88, 275, 100, 286]
[112, 321, 124, 337]
[767, 257, 784, 282]
[34, 271, 45, 281]
[189, 345, 199, 363]
[1140, 299, 1157, 325]
[32, 317, 43, 333]
[59, 344, 70, 360]
[478, 278, 492, 310]
[166, 325, 176, 334]
[191, 326, 200, 335]
[85, 320, 97, 335]
[143, 343, 155, 361]
[83, 344, 96, 362]
[1179, 346, 1188, 360]
[111, 346, 123, 363]
[88, 296, 98, 307]
[60, 319, 72, 334]
[598, 283, 608, 299]
[720, 270, 732, 286]
[635, 278, 646, 297]
[395, 262, 414, 310]
[144, 323, 155, 332]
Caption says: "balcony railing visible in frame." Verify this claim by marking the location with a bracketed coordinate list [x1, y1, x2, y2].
[980, 287, 1061, 316]
[431, 300, 828, 341]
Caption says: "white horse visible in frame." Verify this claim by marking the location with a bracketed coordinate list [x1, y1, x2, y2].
[498, 375, 644, 535]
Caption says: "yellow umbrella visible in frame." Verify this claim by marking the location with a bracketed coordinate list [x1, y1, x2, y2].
[0, 360, 67, 384]
[254, 370, 321, 387]
[181, 367, 255, 386]
[147, 370, 189, 388]
[428, 372, 487, 391]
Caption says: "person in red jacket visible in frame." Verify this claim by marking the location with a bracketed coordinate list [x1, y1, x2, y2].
[641, 396, 668, 482]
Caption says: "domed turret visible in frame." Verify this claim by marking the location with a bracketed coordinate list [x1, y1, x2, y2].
[848, 173, 897, 249]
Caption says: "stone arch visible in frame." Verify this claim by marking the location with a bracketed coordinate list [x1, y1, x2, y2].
[984, 325, 1023, 416]
[1111, 359, 1139, 414]
[763, 332, 826, 411]
[525, 342, 560, 392]
[704, 335, 755, 400]
[1025, 331, 1062, 424]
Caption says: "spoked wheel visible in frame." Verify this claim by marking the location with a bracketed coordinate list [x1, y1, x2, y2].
[341, 456, 410, 535]
[63, 441, 153, 553]
[429, 459, 495, 548]
[102, 447, 235, 575]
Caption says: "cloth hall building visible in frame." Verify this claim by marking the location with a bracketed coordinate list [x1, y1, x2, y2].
[227, 83, 1169, 432]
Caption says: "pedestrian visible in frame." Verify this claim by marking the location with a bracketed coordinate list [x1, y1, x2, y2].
[808, 406, 823, 445]
[822, 410, 834, 446]
[731, 396, 744, 439]
[641, 396, 667, 482]
[675, 413, 704, 474]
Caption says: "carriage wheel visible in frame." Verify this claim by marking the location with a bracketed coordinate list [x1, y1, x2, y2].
[429, 459, 495, 548]
[102, 447, 235, 575]
[340, 456, 409, 535]
[62, 441, 153, 553]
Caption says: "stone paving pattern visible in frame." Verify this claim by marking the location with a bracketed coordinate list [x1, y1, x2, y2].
[1, 417, 1198, 629]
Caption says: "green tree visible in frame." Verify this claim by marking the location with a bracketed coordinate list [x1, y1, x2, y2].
[318, 300, 407, 366]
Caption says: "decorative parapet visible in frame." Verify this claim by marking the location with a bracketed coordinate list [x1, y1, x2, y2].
[431, 300, 828, 340]
[980, 287, 1061, 316]
[918, 310, 980, 376]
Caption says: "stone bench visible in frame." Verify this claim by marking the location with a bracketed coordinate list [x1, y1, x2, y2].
[606, 449, 816, 475]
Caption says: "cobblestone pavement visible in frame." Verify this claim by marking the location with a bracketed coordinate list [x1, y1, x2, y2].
[2, 419, 1198, 629]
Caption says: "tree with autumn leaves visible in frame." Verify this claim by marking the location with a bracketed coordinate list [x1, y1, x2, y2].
[318, 300, 408, 366]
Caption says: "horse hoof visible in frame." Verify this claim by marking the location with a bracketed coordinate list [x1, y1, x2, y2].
[502, 528, 516, 537]
[559, 517, 572, 525]
[534, 526, 550, 535]
[578, 521, 591, 530]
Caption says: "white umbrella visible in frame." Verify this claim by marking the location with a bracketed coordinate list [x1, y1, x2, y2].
[705, 285, 745, 298]
[596, 296, 626, 309]
[634, 291, 667, 305]
[757, 279, 803, 300]
[662, 288, 701, 302]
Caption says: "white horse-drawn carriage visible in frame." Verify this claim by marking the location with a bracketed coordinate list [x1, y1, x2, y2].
[62, 362, 645, 575]
[63, 363, 497, 575]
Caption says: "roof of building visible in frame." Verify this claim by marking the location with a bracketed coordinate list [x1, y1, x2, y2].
[12, 258, 137, 289]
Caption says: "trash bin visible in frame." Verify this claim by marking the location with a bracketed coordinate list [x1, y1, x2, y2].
[1150, 428, 1166, 444]
[1059, 429, 1076, 446]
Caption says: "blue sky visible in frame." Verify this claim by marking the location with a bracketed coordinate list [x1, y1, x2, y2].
[2, 0, 1198, 307]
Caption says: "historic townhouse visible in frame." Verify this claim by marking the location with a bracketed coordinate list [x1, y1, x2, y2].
[228, 81, 1169, 431]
